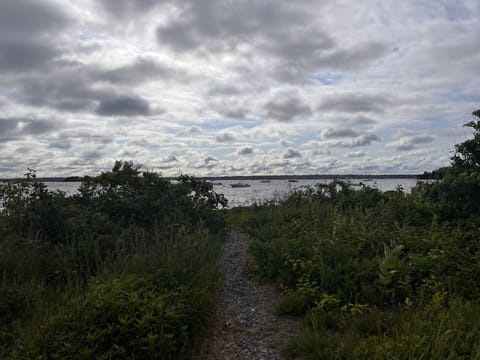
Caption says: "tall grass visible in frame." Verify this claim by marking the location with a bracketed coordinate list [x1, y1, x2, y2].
[229, 182, 480, 359]
[0, 163, 226, 359]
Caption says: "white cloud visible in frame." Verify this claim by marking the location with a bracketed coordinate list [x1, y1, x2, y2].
[0, 0, 478, 177]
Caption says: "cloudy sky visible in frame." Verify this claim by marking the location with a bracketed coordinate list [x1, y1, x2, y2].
[1, 0, 479, 177]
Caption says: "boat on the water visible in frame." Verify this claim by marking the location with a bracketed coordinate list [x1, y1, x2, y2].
[260, 180, 271, 183]
[231, 183, 250, 188]
[288, 179, 298, 183]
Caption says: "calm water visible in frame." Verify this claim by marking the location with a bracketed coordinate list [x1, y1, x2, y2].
[44, 178, 422, 208]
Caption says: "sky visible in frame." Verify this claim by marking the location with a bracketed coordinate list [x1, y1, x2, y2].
[1, 0, 479, 178]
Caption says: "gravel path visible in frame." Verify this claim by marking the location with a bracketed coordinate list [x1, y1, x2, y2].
[200, 230, 298, 359]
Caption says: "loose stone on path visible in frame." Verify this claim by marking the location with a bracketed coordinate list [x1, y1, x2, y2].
[200, 230, 298, 359]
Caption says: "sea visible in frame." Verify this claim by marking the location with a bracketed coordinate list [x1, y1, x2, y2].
[43, 178, 423, 208]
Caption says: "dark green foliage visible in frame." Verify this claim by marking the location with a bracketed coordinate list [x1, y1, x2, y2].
[417, 109, 480, 222]
[13, 274, 212, 359]
[0, 161, 226, 359]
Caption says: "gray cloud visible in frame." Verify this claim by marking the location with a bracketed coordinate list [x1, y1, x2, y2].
[0, 0, 69, 73]
[156, 1, 384, 80]
[49, 138, 72, 150]
[93, 59, 184, 85]
[58, 130, 114, 145]
[14, 68, 107, 112]
[346, 115, 379, 126]
[99, 0, 164, 17]
[319, 93, 391, 113]
[176, 126, 203, 137]
[0, 0, 68, 38]
[264, 90, 312, 122]
[162, 154, 178, 163]
[314, 42, 387, 70]
[215, 132, 235, 143]
[81, 150, 104, 162]
[390, 134, 434, 151]
[345, 150, 366, 158]
[0, 42, 59, 72]
[96, 95, 151, 117]
[322, 127, 359, 139]
[0, 117, 59, 141]
[331, 133, 380, 148]
[283, 148, 302, 159]
[237, 146, 253, 156]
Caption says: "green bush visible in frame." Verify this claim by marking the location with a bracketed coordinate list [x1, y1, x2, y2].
[0, 161, 226, 359]
[11, 273, 212, 360]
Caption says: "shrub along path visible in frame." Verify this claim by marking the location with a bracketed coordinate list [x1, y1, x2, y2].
[200, 230, 298, 359]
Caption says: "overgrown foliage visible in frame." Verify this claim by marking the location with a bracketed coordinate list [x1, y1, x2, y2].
[0, 161, 226, 359]
[229, 109, 480, 359]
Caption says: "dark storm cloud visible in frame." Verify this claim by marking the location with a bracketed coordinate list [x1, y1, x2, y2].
[264, 91, 312, 122]
[283, 148, 302, 159]
[0, 117, 58, 141]
[319, 94, 391, 113]
[96, 95, 151, 117]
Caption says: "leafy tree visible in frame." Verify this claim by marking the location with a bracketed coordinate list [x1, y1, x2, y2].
[418, 109, 480, 221]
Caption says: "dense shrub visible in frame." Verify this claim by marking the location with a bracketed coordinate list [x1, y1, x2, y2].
[0, 161, 226, 359]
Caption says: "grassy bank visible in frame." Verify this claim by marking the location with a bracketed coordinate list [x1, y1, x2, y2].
[229, 183, 480, 359]
[0, 162, 226, 359]
[228, 112, 480, 359]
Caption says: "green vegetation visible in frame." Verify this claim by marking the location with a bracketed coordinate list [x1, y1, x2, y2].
[0, 161, 226, 359]
[229, 110, 480, 359]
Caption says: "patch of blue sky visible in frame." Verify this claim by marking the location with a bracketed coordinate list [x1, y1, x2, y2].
[78, 32, 106, 41]
[197, 118, 259, 131]
[309, 73, 343, 86]
[114, 138, 127, 146]
[439, 90, 480, 104]
[288, 132, 318, 149]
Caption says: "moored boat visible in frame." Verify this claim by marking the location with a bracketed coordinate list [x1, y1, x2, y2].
[231, 183, 250, 188]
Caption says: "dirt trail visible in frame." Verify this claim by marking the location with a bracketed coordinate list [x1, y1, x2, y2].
[199, 230, 298, 359]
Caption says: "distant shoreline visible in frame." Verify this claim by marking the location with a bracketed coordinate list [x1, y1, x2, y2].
[1, 174, 422, 182]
